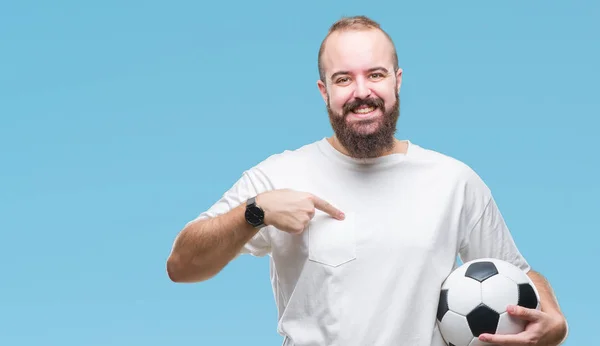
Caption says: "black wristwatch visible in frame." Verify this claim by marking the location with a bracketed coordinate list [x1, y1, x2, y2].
[245, 196, 265, 228]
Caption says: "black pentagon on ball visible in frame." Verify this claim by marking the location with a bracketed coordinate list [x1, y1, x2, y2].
[466, 303, 500, 336]
[437, 289, 449, 321]
[465, 261, 499, 282]
[518, 283, 539, 309]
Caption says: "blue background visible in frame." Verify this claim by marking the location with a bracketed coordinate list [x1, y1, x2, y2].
[1, 1, 597, 345]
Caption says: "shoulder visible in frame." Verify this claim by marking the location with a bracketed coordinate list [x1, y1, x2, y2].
[409, 143, 481, 178]
[409, 143, 491, 195]
[249, 139, 324, 173]
[234, 139, 326, 188]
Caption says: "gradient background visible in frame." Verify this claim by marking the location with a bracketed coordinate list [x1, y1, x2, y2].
[1, 1, 597, 345]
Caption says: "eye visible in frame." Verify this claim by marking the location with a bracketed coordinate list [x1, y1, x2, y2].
[369, 72, 385, 80]
[335, 77, 351, 84]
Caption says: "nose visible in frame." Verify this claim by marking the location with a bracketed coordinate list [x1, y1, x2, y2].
[353, 77, 372, 99]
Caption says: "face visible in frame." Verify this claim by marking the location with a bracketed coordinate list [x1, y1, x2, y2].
[317, 29, 403, 159]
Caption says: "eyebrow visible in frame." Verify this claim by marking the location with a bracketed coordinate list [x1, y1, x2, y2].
[330, 67, 389, 81]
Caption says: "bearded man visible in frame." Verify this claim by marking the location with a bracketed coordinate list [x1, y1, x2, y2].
[167, 15, 568, 346]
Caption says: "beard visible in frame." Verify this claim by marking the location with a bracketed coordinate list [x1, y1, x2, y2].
[327, 92, 400, 159]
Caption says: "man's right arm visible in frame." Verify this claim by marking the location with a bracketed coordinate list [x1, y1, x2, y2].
[166, 202, 259, 283]
[166, 189, 345, 283]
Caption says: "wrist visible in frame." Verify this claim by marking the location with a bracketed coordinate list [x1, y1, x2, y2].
[245, 195, 266, 229]
[254, 193, 271, 227]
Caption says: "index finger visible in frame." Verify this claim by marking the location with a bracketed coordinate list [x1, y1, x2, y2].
[311, 195, 345, 220]
[506, 304, 542, 322]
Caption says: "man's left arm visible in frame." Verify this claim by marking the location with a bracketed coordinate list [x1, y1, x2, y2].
[459, 170, 568, 345]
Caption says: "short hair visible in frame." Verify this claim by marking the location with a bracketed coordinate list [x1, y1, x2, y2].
[318, 15, 399, 83]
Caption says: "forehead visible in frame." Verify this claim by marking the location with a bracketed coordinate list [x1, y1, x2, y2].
[322, 29, 394, 76]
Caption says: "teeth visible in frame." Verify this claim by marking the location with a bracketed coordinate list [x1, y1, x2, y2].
[354, 107, 375, 114]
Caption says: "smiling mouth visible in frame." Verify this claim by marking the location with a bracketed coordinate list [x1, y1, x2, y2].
[349, 105, 380, 120]
[353, 106, 376, 114]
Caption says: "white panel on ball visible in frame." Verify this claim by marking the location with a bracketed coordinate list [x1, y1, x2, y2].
[496, 311, 527, 335]
[446, 277, 482, 316]
[488, 258, 529, 284]
[438, 310, 475, 346]
[484, 258, 541, 310]
[480, 274, 519, 314]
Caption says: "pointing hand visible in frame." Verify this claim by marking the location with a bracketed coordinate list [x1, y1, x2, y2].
[256, 189, 345, 234]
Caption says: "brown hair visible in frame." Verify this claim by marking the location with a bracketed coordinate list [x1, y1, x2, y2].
[318, 15, 399, 83]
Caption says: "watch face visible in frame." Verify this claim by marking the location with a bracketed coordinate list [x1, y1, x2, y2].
[245, 205, 263, 226]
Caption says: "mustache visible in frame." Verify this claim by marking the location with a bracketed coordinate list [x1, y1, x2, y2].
[343, 97, 385, 115]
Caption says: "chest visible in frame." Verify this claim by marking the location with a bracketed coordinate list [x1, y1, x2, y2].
[268, 167, 464, 272]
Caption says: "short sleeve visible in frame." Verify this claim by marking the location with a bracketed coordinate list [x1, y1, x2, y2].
[458, 171, 530, 273]
[189, 168, 273, 257]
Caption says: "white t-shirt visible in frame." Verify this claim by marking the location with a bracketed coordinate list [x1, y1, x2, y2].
[189, 138, 530, 346]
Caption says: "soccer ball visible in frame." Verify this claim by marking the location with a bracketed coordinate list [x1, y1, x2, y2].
[436, 258, 540, 346]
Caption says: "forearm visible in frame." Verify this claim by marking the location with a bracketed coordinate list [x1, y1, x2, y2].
[167, 203, 259, 283]
[527, 270, 568, 343]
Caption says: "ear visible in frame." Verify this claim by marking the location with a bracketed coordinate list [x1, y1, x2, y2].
[317, 79, 328, 104]
[395, 68, 403, 92]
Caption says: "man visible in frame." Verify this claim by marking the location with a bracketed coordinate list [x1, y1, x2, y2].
[167, 16, 568, 346]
